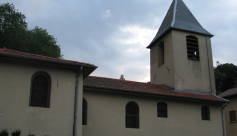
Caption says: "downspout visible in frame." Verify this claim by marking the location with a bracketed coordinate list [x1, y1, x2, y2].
[221, 102, 228, 136]
[205, 36, 213, 95]
[73, 66, 83, 136]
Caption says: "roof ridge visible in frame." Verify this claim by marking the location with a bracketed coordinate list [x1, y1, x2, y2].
[88, 76, 162, 85]
[171, 0, 177, 27]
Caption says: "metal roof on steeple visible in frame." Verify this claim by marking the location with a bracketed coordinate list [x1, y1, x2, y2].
[147, 0, 213, 48]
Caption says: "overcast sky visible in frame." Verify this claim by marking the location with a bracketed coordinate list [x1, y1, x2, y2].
[2, 0, 237, 82]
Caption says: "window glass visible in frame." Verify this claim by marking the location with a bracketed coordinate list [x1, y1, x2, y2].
[201, 105, 210, 120]
[157, 102, 167, 118]
[126, 102, 139, 128]
[229, 110, 236, 122]
[30, 72, 51, 108]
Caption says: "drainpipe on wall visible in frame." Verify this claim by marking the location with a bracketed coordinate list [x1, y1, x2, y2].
[73, 66, 83, 136]
[205, 36, 213, 95]
[221, 102, 228, 136]
[0, 111, 3, 117]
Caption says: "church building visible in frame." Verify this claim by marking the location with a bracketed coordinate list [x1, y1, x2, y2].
[0, 0, 228, 136]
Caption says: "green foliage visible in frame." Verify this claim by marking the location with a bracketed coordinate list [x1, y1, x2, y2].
[215, 63, 237, 95]
[0, 3, 62, 58]
[0, 129, 9, 136]
[0, 3, 27, 50]
[11, 129, 21, 136]
[26, 26, 62, 58]
[27, 131, 35, 136]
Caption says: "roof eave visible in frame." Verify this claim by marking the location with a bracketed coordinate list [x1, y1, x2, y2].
[220, 93, 237, 99]
[146, 28, 214, 49]
[0, 53, 98, 78]
[84, 85, 228, 103]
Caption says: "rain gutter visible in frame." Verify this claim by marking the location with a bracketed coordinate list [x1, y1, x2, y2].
[83, 85, 227, 103]
[73, 66, 83, 136]
[221, 102, 228, 136]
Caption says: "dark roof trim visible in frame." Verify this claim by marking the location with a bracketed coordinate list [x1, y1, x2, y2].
[147, 0, 213, 49]
[147, 27, 213, 49]
[0, 52, 97, 70]
[221, 93, 237, 99]
[215, 95, 230, 102]
[84, 85, 227, 103]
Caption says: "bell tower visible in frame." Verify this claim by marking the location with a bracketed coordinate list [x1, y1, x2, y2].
[147, 0, 216, 95]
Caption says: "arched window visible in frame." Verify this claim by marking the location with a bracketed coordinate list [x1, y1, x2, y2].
[158, 41, 164, 67]
[30, 71, 51, 108]
[186, 35, 199, 60]
[157, 102, 167, 118]
[201, 105, 210, 120]
[82, 98, 87, 125]
[126, 102, 139, 128]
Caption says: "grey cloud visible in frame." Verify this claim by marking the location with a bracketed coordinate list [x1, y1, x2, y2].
[2, 0, 237, 81]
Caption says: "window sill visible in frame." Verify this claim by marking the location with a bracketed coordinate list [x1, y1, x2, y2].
[29, 105, 50, 108]
[157, 117, 168, 118]
[158, 64, 164, 68]
[126, 127, 139, 129]
[229, 121, 237, 123]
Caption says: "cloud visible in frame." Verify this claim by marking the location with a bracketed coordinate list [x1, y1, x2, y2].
[2, 0, 237, 82]
[92, 25, 156, 82]
[102, 10, 111, 18]
[119, 25, 157, 48]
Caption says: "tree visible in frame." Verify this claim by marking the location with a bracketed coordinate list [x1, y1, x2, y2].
[0, 3, 62, 58]
[214, 63, 237, 95]
[26, 27, 62, 58]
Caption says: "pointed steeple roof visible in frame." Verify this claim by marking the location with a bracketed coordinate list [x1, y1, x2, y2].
[147, 0, 213, 48]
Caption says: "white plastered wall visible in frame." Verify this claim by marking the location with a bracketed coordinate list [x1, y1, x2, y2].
[83, 88, 223, 136]
[0, 58, 83, 136]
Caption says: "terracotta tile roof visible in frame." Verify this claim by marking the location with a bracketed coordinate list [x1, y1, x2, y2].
[218, 87, 237, 98]
[0, 48, 96, 68]
[84, 76, 227, 103]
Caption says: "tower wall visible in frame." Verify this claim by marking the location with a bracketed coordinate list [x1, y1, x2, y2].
[150, 32, 174, 88]
[172, 30, 216, 94]
[150, 30, 216, 95]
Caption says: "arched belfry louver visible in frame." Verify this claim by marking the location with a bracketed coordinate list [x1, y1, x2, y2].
[186, 35, 199, 60]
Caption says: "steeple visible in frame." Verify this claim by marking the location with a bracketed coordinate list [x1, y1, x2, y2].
[148, 0, 216, 95]
[147, 0, 213, 48]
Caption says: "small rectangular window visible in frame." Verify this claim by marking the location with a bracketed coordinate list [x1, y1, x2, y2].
[157, 102, 167, 118]
[229, 110, 236, 122]
[158, 41, 164, 67]
[201, 105, 210, 120]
